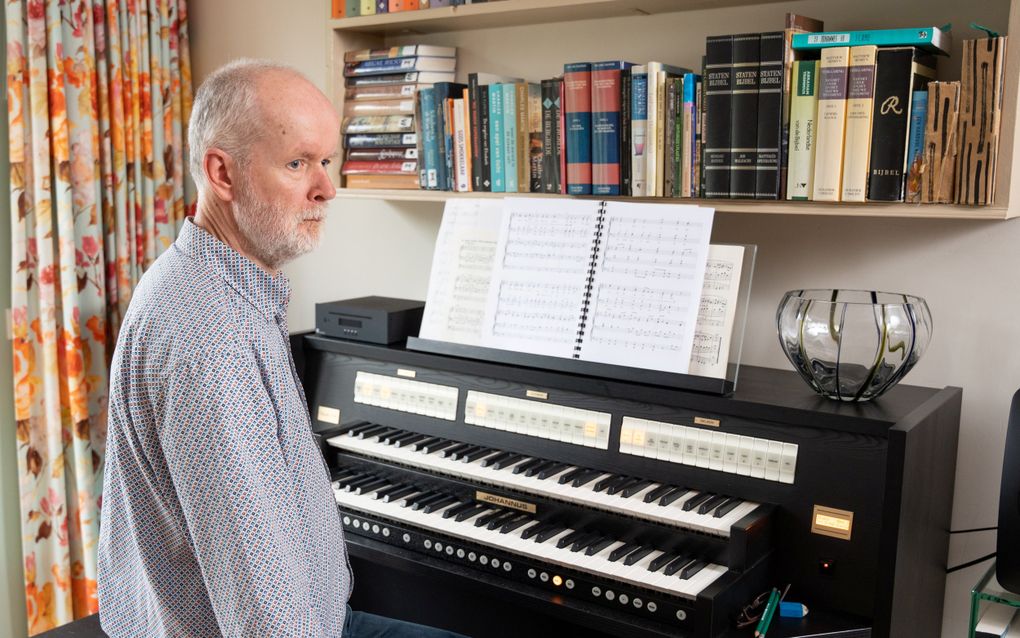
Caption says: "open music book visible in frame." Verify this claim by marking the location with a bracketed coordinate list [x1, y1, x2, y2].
[419, 197, 744, 378]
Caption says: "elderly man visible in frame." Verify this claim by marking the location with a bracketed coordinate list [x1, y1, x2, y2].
[97, 60, 466, 638]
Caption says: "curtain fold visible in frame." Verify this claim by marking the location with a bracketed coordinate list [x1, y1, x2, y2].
[5, 1, 194, 633]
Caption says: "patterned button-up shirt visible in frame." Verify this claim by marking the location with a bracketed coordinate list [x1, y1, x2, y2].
[98, 219, 350, 637]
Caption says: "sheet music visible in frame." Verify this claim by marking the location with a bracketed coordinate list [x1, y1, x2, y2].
[480, 197, 602, 358]
[688, 244, 745, 379]
[578, 201, 714, 373]
[419, 198, 504, 346]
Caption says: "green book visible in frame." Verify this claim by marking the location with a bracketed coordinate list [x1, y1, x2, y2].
[786, 60, 819, 200]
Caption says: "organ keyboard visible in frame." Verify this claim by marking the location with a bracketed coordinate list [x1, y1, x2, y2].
[296, 334, 961, 638]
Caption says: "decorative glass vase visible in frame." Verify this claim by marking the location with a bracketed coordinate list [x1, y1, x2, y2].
[776, 289, 933, 402]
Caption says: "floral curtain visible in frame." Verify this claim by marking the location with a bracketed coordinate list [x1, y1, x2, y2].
[5, 0, 194, 633]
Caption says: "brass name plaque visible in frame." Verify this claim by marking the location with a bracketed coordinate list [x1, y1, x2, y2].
[475, 491, 537, 514]
[694, 417, 721, 427]
[526, 390, 549, 400]
[811, 505, 854, 541]
[396, 368, 417, 378]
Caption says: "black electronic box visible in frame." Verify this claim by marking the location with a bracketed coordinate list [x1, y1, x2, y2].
[315, 296, 425, 344]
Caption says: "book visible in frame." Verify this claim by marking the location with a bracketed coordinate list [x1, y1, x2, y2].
[468, 72, 522, 191]
[730, 34, 760, 198]
[502, 83, 518, 193]
[343, 98, 416, 117]
[867, 47, 935, 202]
[630, 66, 648, 196]
[541, 78, 563, 194]
[419, 197, 719, 377]
[620, 71, 632, 196]
[477, 84, 491, 191]
[527, 83, 543, 193]
[419, 88, 440, 188]
[346, 0, 360, 17]
[376, 1, 389, 14]
[345, 71, 455, 86]
[515, 82, 540, 194]
[840, 45, 878, 202]
[754, 31, 784, 199]
[345, 132, 417, 148]
[564, 62, 593, 195]
[345, 83, 419, 101]
[811, 46, 849, 202]
[681, 73, 699, 197]
[345, 56, 457, 77]
[663, 76, 680, 198]
[344, 45, 456, 62]
[591, 61, 633, 196]
[904, 90, 928, 202]
[342, 160, 418, 175]
[388, 0, 420, 10]
[489, 84, 505, 192]
[792, 26, 951, 56]
[779, 14, 824, 199]
[345, 174, 420, 188]
[921, 81, 960, 204]
[956, 36, 1006, 205]
[360, 0, 375, 15]
[332, 0, 345, 19]
[647, 62, 689, 196]
[343, 115, 415, 134]
[703, 35, 734, 198]
[558, 79, 567, 194]
[453, 97, 471, 191]
[434, 82, 468, 190]
[786, 60, 818, 200]
[347, 147, 418, 161]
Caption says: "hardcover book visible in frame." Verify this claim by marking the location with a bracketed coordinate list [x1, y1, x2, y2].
[591, 61, 634, 196]
[489, 84, 506, 192]
[342, 160, 418, 175]
[343, 98, 416, 117]
[904, 89, 928, 202]
[840, 45, 878, 202]
[630, 66, 648, 196]
[347, 148, 418, 161]
[345, 46, 457, 63]
[345, 174, 420, 189]
[793, 26, 951, 56]
[564, 62, 593, 195]
[478, 84, 491, 191]
[786, 60, 818, 200]
[418, 88, 440, 188]
[502, 83, 518, 193]
[703, 35, 734, 198]
[527, 83, 543, 193]
[647, 62, 690, 196]
[345, 71, 455, 87]
[779, 14, 824, 199]
[346, 0, 360, 17]
[467, 73, 521, 191]
[343, 115, 415, 134]
[345, 56, 457, 77]
[345, 83, 419, 101]
[754, 31, 784, 199]
[434, 82, 468, 191]
[345, 133, 417, 148]
[681, 73, 699, 197]
[541, 78, 563, 193]
[730, 33, 760, 198]
[811, 46, 850, 202]
[867, 47, 936, 202]
[360, 0, 375, 16]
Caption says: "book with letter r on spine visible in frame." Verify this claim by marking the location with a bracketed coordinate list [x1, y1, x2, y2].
[417, 197, 747, 380]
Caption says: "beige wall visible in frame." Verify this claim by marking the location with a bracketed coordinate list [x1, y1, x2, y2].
[188, 1, 1019, 636]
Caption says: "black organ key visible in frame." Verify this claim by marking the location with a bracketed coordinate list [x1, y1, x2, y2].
[535, 525, 567, 543]
[571, 533, 601, 553]
[537, 462, 572, 480]
[382, 485, 416, 503]
[481, 451, 513, 468]
[443, 501, 479, 519]
[442, 443, 473, 459]
[412, 436, 441, 451]
[421, 439, 455, 455]
[680, 560, 708, 579]
[500, 515, 532, 534]
[346, 422, 375, 436]
[455, 503, 489, 523]
[342, 475, 378, 492]
[355, 478, 389, 495]
[620, 479, 654, 498]
[643, 484, 675, 503]
[713, 497, 744, 518]
[585, 537, 615, 556]
[374, 483, 408, 500]
[623, 546, 655, 566]
[422, 495, 458, 514]
[356, 424, 389, 439]
[608, 543, 641, 562]
[556, 530, 586, 549]
[486, 511, 519, 530]
[558, 466, 589, 485]
[394, 433, 426, 448]
[682, 492, 715, 512]
[475, 508, 508, 528]
[649, 552, 680, 573]
[492, 453, 528, 471]
[462, 447, 496, 463]
[659, 487, 692, 507]
[379, 430, 407, 445]
[512, 458, 544, 475]
[410, 492, 446, 511]
[571, 470, 603, 488]
[519, 521, 547, 540]
[593, 475, 627, 493]
[607, 477, 642, 496]
[697, 494, 730, 516]
[664, 556, 693, 577]
[525, 460, 557, 478]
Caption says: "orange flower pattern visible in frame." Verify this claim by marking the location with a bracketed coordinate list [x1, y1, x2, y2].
[5, 1, 194, 634]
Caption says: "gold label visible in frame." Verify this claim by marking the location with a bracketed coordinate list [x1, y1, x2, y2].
[397, 368, 416, 378]
[317, 406, 341, 424]
[811, 505, 854, 540]
[694, 417, 721, 427]
[525, 390, 548, 400]
[475, 491, 537, 514]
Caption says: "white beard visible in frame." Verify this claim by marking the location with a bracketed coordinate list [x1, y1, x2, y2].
[232, 179, 325, 270]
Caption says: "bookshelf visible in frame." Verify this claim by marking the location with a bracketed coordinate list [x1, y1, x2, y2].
[327, 0, 1020, 220]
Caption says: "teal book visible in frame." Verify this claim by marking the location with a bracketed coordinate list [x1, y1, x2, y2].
[905, 89, 928, 202]
[502, 83, 518, 193]
[792, 26, 950, 55]
[419, 87, 440, 189]
[489, 83, 505, 192]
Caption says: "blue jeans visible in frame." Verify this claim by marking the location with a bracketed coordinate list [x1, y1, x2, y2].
[343, 605, 470, 638]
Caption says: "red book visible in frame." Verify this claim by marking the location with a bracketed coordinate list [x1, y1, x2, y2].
[389, 0, 420, 10]
[341, 160, 418, 175]
[332, 0, 345, 18]
[563, 62, 592, 195]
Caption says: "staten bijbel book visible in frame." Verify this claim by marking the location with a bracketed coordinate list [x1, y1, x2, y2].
[419, 198, 746, 378]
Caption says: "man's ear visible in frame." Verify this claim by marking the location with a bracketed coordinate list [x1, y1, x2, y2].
[203, 149, 237, 202]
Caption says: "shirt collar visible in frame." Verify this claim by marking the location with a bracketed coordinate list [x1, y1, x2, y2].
[175, 218, 291, 326]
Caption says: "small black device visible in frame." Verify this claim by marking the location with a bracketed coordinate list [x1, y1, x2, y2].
[315, 296, 425, 344]
[998, 389, 1020, 594]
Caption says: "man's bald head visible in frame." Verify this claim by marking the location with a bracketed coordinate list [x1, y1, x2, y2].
[187, 59, 320, 193]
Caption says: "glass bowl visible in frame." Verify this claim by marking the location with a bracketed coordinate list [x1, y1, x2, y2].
[776, 289, 933, 402]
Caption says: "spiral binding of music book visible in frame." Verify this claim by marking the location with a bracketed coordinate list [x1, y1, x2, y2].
[573, 201, 608, 359]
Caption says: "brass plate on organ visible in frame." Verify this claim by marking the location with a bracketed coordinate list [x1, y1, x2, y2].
[694, 417, 721, 427]
[476, 491, 537, 514]
[317, 406, 341, 424]
[526, 390, 549, 400]
[811, 505, 854, 540]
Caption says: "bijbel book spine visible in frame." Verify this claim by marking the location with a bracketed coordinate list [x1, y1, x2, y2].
[840, 45, 878, 202]
[703, 35, 734, 198]
[564, 62, 593, 195]
[867, 47, 936, 201]
[754, 31, 784, 199]
[573, 201, 608, 360]
[730, 33, 760, 199]
[811, 46, 850, 202]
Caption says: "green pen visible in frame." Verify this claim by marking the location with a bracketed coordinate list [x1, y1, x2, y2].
[755, 588, 781, 638]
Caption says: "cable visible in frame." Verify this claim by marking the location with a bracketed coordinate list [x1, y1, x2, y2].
[950, 526, 997, 534]
[946, 552, 996, 574]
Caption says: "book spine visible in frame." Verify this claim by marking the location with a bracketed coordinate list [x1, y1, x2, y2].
[558, 79, 567, 194]
[413, 89, 427, 188]
[695, 77, 704, 197]
[346, 0, 360, 17]
[653, 70, 666, 196]
[342, 160, 417, 175]
[620, 71, 632, 196]
[573, 200, 607, 359]
[345, 83, 419, 101]
[332, 0, 345, 19]
[528, 83, 543, 193]
[730, 33, 760, 199]
[840, 45, 878, 202]
[419, 88, 439, 188]
[591, 61, 627, 196]
[867, 48, 932, 202]
[681, 74, 697, 197]
[376, 0, 389, 13]
[704, 35, 734, 198]
[663, 76, 679, 198]
[564, 62, 593, 195]
[453, 97, 470, 191]
[489, 84, 505, 192]
[443, 98, 455, 190]
[630, 68, 648, 196]
[345, 132, 417, 148]
[515, 82, 529, 192]
[754, 31, 784, 199]
[541, 79, 558, 193]
[347, 147, 419, 161]
[787, 60, 818, 199]
[343, 98, 417, 117]
[468, 74, 483, 190]
[343, 115, 414, 134]
[359, 0, 375, 14]
[922, 81, 959, 203]
[503, 83, 518, 193]
[433, 85, 451, 190]
[904, 89, 928, 202]
[811, 46, 849, 201]
[956, 37, 1006, 205]
[478, 84, 491, 191]
[793, 27, 949, 55]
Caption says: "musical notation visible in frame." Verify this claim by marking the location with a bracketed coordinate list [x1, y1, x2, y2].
[687, 246, 746, 379]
